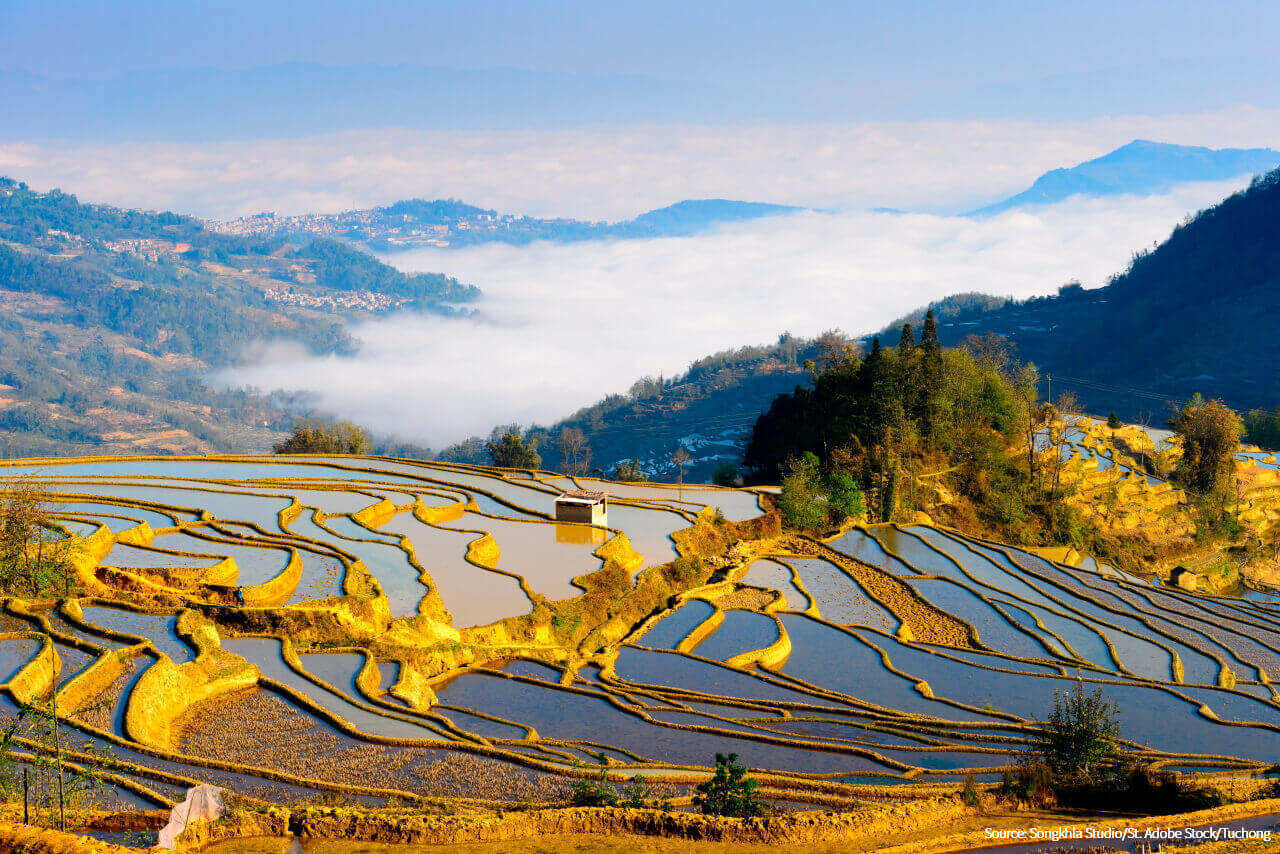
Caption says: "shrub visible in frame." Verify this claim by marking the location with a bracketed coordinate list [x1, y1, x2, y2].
[1035, 684, 1120, 784]
[694, 753, 767, 817]
[569, 753, 619, 807]
[961, 773, 980, 807]
[622, 775, 670, 810]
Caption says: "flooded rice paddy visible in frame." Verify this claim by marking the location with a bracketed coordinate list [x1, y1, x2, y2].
[1, 454, 1279, 810]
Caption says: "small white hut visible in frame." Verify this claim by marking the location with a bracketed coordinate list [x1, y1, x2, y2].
[554, 489, 608, 525]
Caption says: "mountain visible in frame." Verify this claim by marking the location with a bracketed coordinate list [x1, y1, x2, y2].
[438, 335, 822, 482]
[615, 200, 802, 237]
[942, 167, 1280, 419]
[968, 140, 1280, 216]
[0, 178, 474, 456]
[216, 198, 803, 251]
[522, 167, 1280, 480]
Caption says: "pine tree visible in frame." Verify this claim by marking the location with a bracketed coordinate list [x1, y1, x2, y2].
[898, 322, 916, 352]
[916, 310, 944, 443]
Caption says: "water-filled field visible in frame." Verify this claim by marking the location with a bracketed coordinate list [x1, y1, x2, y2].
[3, 453, 1279, 811]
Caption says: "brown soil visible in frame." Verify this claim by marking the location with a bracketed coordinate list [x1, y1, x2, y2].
[785, 536, 975, 649]
[174, 688, 570, 802]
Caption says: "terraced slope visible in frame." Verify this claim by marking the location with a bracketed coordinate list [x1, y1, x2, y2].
[0, 455, 1278, 813]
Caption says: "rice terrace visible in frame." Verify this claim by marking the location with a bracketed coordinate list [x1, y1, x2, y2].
[0, 409, 1279, 851]
[11, 8, 1280, 849]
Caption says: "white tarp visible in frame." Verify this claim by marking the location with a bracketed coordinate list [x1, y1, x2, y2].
[158, 784, 226, 848]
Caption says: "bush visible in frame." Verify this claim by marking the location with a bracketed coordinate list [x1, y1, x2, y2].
[1035, 684, 1120, 783]
[777, 453, 826, 529]
[961, 773, 981, 807]
[569, 753, 619, 807]
[712, 461, 741, 487]
[694, 753, 768, 817]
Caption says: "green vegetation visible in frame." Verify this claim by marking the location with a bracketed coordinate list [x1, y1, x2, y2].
[920, 167, 1280, 420]
[610, 459, 649, 482]
[693, 753, 767, 817]
[568, 753, 620, 807]
[273, 420, 370, 455]
[1244, 406, 1280, 450]
[439, 333, 822, 481]
[711, 460, 740, 486]
[0, 177, 477, 456]
[296, 238, 477, 304]
[486, 430, 541, 469]
[1015, 685, 1224, 813]
[0, 483, 76, 597]
[961, 773, 980, 807]
[0, 680, 115, 829]
[1035, 685, 1121, 784]
[1168, 395, 1245, 534]
[1170, 396, 1242, 497]
[747, 315, 1066, 541]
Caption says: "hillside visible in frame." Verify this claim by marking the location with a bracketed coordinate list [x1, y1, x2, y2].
[520, 170, 1280, 481]
[438, 335, 824, 480]
[933, 168, 1280, 421]
[0, 178, 476, 455]
[968, 140, 1280, 216]
[215, 197, 802, 251]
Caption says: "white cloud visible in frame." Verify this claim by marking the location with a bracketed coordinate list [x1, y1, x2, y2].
[4, 105, 1280, 219]
[223, 179, 1246, 447]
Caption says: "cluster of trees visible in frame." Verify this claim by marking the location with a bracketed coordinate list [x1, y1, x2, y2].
[1168, 396, 1243, 497]
[747, 314, 1050, 534]
[272, 420, 369, 455]
[485, 429, 542, 469]
[570, 751, 767, 817]
[1244, 406, 1280, 450]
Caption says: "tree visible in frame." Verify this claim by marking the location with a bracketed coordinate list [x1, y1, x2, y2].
[777, 453, 826, 529]
[611, 460, 648, 482]
[556, 428, 592, 475]
[1034, 684, 1120, 783]
[7, 666, 115, 830]
[486, 430, 541, 469]
[273, 420, 368, 455]
[1013, 362, 1041, 482]
[1168, 398, 1241, 498]
[694, 753, 766, 817]
[671, 446, 692, 494]
[1106, 411, 1122, 430]
[917, 309, 944, 442]
[711, 460, 740, 487]
[0, 483, 76, 597]
[568, 752, 619, 807]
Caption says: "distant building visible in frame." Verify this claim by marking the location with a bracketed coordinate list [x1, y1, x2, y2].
[554, 489, 608, 526]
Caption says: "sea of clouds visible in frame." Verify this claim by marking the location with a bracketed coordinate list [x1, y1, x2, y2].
[6, 108, 1275, 447]
[223, 179, 1248, 447]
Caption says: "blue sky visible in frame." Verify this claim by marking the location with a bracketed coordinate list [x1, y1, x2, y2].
[3, 0, 1280, 220]
[4, 0, 1280, 126]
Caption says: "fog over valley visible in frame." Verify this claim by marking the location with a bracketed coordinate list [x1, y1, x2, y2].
[224, 178, 1247, 447]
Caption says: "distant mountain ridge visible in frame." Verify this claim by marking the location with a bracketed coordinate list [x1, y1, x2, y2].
[215, 197, 802, 250]
[524, 165, 1280, 480]
[968, 140, 1280, 216]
